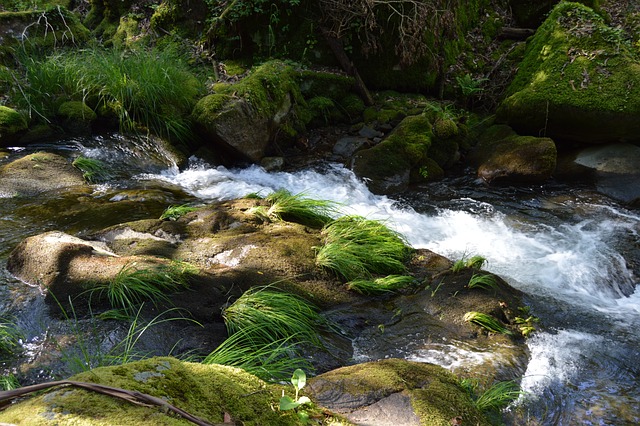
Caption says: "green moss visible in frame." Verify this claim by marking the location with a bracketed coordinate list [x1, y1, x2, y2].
[112, 15, 143, 49]
[192, 93, 233, 124]
[498, 2, 640, 143]
[0, 106, 27, 135]
[309, 359, 490, 426]
[57, 101, 97, 121]
[0, 357, 301, 425]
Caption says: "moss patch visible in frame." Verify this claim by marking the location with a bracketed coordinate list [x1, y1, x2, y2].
[497, 2, 640, 144]
[0, 105, 27, 145]
[0, 357, 301, 425]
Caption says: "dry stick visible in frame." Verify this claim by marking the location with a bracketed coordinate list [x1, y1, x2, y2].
[0, 380, 216, 426]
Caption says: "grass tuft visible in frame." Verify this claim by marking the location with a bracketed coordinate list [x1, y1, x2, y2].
[0, 317, 23, 356]
[463, 311, 512, 335]
[347, 274, 416, 295]
[222, 286, 326, 349]
[316, 215, 412, 281]
[160, 204, 199, 221]
[466, 273, 498, 291]
[474, 380, 521, 412]
[452, 254, 487, 272]
[72, 156, 111, 183]
[87, 261, 196, 314]
[0, 374, 20, 391]
[248, 189, 340, 228]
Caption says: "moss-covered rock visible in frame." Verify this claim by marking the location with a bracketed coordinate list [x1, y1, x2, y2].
[0, 152, 88, 196]
[470, 124, 557, 184]
[57, 101, 97, 135]
[497, 2, 640, 144]
[0, 357, 301, 425]
[308, 358, 491, 426]
[191, 60, 302, 162]
[0, 105, 27, 146]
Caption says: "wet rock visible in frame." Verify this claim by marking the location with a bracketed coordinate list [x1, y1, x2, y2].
[0, 152, 89, 197]
[471, 124, 557, 184]
[307, 358, 490, 426]
[358, 125, 384, 139]
[56, 101, 96, 135]
[570, 143, 640, 204]
[260, 156, 285, 171]
[0, 106, 27, 146]
[333, 136, 368, 158]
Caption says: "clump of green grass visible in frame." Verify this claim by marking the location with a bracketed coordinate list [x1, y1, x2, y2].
[248, 189, 340, 228]
[222, 286, 326, 348]
[347, 274, 416, 295]
[316, 215, 413, 281]
[87, 261, 196, 314]
[463, 311, 512, 335]
[14, 46, 202, 142]
[0, 374, 20, 391]
[202, 323, 313, 382]
[474, 380, 521, 412]
[72, 156, 111, 183]
[160, 204, 199, 221]
[466, 273, 498, 291]
[452, 254, 487, 272]
[0, 317, 23, 356]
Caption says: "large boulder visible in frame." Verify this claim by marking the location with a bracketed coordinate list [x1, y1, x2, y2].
[307, 358, 490, 426]
[0, 357, 301, 425]
[0, 152, 89, 196]
[470, 124, 557, 184]
[497, 2, 640, 145]
[191, 61, 299, 163]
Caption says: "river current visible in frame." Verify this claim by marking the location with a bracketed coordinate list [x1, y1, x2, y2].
[1, 135, 639, 425]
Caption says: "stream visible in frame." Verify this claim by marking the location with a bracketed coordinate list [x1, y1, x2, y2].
[1, 134, 639, 425]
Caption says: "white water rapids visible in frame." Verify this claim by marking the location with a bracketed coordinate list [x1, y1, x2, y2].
[142, 160, 640, 425]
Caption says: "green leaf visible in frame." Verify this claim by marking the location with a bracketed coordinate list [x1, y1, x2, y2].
[279, 395, 301, 411]
[291, 368, 306, 391]
[298, 410, 310, 424]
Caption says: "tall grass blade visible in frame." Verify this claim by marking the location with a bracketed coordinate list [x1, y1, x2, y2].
[474, 380, 521, 412]
[347, 274, 416, 295]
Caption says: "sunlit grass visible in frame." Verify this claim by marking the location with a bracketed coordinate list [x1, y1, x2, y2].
[0, 317, 23, 356]
[463, 311, 512, 335]
[72, 156, 111, 183]
[474, 380, 521, 412]
[452, 254, 487, 272]
[316, 215, 412, 281]
[87, 261, 196, 314]
[160, 204, 199, 221]
[248, 189, 340, 228]
[346, 274, 416, 295]
[466, 273, 498, 291]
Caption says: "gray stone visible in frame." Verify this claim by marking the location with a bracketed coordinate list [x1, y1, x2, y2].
[333, 136, 368, 158]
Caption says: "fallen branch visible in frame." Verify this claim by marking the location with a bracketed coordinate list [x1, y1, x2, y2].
[0, 380, 215, 426]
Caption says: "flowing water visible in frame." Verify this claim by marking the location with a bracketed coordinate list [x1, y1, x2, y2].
[1, 135, 639, 424]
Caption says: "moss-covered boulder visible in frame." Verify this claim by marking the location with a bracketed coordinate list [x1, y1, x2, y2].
[0, 7, 90, 64]
[57, 101, 97, 135]
[0, 105, 27, 146]
[307, 358, 490, 426]
[497, 2, 640, 144]
[192, 61, 301, 163]
[0, 357, 301, 425]
[470, 124, 557, 184]
[352, 113, 459, 194]
[0, 152, 88, 196]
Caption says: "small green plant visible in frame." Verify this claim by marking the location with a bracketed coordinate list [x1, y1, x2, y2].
[160, 204, 198, 221]
[87, 261, 195, 314]
[466, 273, 498, 291]
[474, 380, 521, 412]
[0, 374, 20, 391]
[346, 274, 416, 295]
[248, 189, 340, 228]
[463, 311, 512, 335]
[72, 156, 111, 183]
[456, 73, 488, 97]
[280, 369, 312, 424]
[514, 306, 540, 338]
[0, 317, 23, 356]
[316, 215, 412, 281]
[451, 254, 487, 272]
